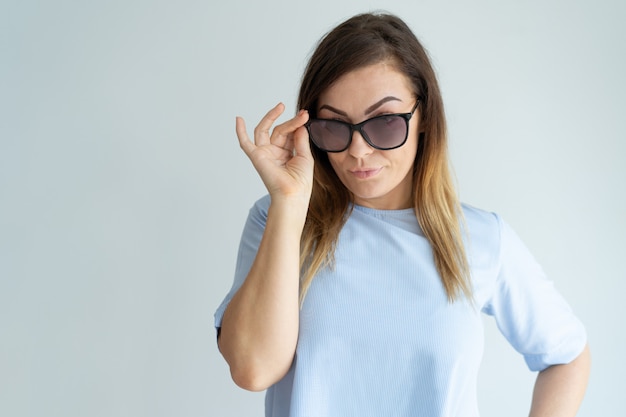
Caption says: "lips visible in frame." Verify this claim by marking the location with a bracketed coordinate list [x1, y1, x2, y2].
[349, 167, 382, 179]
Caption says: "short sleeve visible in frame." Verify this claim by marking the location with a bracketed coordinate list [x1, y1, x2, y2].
[481, 215, 587, 372]
[213, 195, 271, 336]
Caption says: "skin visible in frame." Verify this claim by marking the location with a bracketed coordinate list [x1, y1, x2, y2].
[529, 344, 591, 417]
[318, 62, 420, 210]
[218, 103, 312, 391]
[218, 62, 591, 416]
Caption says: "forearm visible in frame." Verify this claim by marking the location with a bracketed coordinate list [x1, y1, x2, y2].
[529, 344, 591, 417]
[218, 198, 307, 391]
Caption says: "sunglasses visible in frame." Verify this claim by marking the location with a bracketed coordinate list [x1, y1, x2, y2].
[305, 100, 420, 153]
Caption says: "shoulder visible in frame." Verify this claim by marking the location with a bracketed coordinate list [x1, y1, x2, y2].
[461, 203, 536, 263]
[460, 203, 542, 290]
[461, 203, 502, 244]
[459, 203, 507, 275]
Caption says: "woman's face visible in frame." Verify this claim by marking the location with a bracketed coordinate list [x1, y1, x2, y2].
[317, 62, 420, 210]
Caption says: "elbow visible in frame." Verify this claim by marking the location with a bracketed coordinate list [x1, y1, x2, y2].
[219, 340, 287, 391]
[218, 329, 294, 391]
[230, 363, 283, 392]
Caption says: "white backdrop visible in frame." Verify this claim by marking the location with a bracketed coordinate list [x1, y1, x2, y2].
[1, 0, 624, 416]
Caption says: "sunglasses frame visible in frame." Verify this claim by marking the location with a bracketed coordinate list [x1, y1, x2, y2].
[305, 100, 420, 153]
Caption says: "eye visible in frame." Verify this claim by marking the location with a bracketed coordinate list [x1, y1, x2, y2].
[369, 114, 397, 125]
[317, 113, 348, 123]
[372, 109, 399, 119]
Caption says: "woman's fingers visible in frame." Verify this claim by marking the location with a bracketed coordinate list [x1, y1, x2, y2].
[235, 116, 255, 157]
[270, 109, 309, 149]
[292, 119, 312, 159]
[234, 106, 313, 199]
[254, 103, 286, 146]
[237, 105, 310, 157]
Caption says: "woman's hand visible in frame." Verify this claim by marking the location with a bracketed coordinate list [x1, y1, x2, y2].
[236, 103, 313, 203]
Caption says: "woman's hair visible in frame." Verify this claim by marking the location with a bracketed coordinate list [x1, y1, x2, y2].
[297, 12, 471, 304]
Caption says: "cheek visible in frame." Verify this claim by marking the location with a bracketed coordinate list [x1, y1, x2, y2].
[327, 153, 345, 174]
[326, 154, 353, 189]
[398, 134, 418, 165]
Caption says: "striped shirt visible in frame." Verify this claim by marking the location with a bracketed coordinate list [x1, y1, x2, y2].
[215, 195, 586, 417]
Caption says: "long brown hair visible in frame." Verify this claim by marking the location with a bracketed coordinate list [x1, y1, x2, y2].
[297, 13, 471, 303]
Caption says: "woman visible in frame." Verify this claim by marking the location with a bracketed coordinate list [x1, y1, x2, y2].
[215, 12, 590, 417]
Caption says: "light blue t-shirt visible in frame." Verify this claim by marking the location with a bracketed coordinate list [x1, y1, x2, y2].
[214, 195, 586, 417]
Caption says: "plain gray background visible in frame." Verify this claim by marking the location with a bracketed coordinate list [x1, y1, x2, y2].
[1, 0, 624, 416]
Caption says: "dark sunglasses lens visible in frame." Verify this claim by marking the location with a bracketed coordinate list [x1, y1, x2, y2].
[362, 116, 407, 149]
[308, 120, 350, 151]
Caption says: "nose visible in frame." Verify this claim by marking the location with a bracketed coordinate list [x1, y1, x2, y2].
[347, 130, 373, 158]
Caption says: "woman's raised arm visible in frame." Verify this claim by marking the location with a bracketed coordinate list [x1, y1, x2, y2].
[218, 103, 313, 391]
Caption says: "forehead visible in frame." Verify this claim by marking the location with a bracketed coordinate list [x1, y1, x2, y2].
[318, 62, 414, 110]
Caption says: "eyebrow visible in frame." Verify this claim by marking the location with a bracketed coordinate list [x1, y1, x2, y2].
[318, 96, 403, 118]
